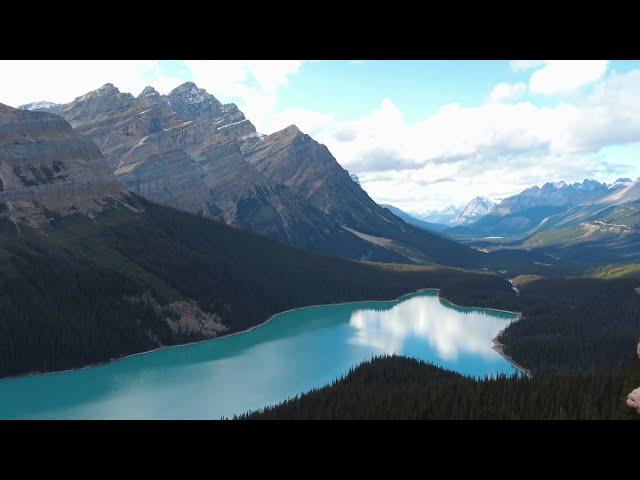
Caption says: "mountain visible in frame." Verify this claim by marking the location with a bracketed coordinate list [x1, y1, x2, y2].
[608, 177, 636, 190]
[21, 82, 491, 268]
[416, 205, 461, 226]
[452, 197, 495, 225]
[379, 204, 449, 232]
[0, 103, 126, 227]
[448, 205, 572, 240]
[447, 179, 639, 247]
[598, 178, 640, 206]
[492, 179, 612, 216]
[241, 123, 486, 266]
[517, 200, 640, 265]
[1, 102, 519, 378]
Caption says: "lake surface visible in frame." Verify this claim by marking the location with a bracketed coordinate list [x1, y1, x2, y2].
[0, 290, 519, 419]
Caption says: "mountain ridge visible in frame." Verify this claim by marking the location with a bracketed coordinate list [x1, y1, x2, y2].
[19, 83, 494, 268]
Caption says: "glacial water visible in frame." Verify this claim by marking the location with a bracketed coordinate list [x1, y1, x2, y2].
[0, 290, 519, 419]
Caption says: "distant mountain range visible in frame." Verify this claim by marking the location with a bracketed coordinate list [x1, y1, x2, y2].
[17, 83, 493, 268]
[418, 204, 461, 225]
[412, 197, 495, 227]
[446, 178, 640, 266]
[492, 179, 625, 216]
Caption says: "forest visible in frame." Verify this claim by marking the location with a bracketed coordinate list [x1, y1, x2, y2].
[497, 277, 640, 375]
[240, 355, 640, 420]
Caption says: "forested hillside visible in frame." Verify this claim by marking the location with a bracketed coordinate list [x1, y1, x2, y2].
[498, 277, 640, 375]
[241, 355, 638, 420]
[0, 197, 515, 379]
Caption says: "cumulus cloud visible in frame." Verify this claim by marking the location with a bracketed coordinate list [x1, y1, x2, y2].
[488, 82, 527, 102]
[529, 60, 609, 95]
[261, 107, 334, 138]
[309, 67, 640, 211]
[333, 128, 357, 142]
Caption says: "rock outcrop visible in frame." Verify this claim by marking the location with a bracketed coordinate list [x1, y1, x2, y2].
[0, 103, 126, 227]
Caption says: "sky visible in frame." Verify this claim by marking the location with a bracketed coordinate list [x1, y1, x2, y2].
[2, 59, 640, 214]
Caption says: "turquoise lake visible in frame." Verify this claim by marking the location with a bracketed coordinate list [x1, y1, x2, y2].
[0, 289, 519, 419]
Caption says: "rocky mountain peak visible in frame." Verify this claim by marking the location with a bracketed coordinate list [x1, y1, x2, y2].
[94, 83, 120, 96]
[167, 82, 223, 119]
[452, 196, 495, 225]
[283, 124, 301, 134]
[138, 86, 160, 98]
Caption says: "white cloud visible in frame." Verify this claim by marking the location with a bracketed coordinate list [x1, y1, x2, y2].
[308, 67, 640, 211]
[488, 82, 527, 102]
[529, 60, 609, 95]
[0, 60, 187, 106]
[263, 108, 335, 137]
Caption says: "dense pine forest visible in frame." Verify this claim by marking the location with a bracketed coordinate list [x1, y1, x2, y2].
[497, 277, 640, 375]
[241, 355, 640, 420]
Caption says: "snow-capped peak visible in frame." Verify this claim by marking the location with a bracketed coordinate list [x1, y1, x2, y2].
[19, 101, 59, 112]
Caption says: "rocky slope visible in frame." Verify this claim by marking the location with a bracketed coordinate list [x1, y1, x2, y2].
[0, 103, 126, 227]
[242, 124, 487, 267]
[21, 82, 496, 267]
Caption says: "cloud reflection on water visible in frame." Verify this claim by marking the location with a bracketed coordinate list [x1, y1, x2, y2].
[348, 293, 514, 360]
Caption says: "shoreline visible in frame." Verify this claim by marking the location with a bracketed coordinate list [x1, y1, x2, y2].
[1, 287, 526, 382]
[491, 324, 533, 378]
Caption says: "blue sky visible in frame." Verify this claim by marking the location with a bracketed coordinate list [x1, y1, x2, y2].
[3, 60, 640, 212]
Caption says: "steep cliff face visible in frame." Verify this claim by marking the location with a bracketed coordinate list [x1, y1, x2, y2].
[0, 103, 126, 227]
